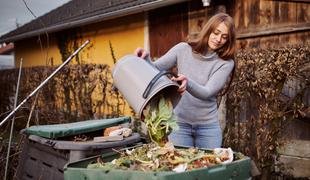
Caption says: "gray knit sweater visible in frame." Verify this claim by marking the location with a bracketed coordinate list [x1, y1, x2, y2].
[152, 42, 234, 125]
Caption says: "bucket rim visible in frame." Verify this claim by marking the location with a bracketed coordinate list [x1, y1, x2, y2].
[138, 83, 180, 119]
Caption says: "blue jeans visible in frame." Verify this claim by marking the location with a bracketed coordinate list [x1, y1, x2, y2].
[168, 121, 222, 149]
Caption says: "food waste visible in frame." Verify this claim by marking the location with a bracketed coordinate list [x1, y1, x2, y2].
[143, 96, 178, 146]
[87, 142, 239, 172]
[87, 96, 241, 172]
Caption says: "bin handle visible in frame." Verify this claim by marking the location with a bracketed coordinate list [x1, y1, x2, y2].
[143, 71, 178, 99]
[45, 140, 56, 147]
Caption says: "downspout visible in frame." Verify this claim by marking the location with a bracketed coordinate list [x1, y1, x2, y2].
[144, 12, 150, 52]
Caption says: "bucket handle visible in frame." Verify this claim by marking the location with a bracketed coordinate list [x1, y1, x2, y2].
[143, 71, 178, 99]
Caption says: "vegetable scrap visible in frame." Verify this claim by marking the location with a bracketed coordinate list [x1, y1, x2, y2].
[143, 96, 178, 146]
[87, 143, 238, 172]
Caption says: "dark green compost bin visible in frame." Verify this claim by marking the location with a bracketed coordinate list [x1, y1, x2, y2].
[64, 146, 252, 180]
[16, 117, 141, 180]
[23, 116, 132, 138]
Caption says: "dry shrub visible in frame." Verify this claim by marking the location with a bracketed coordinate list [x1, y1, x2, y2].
[0, 63, 130, 179]
[0, 63, 128, 130]
[223, 44, 309, 178]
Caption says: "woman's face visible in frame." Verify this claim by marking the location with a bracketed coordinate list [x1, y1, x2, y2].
[207, 22, 229, 51]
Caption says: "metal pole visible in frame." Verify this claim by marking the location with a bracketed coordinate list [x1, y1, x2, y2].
[4, 58, 23, 180]
[0, 40, 90, 127]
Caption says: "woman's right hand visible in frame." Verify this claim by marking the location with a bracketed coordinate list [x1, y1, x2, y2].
[171, 74, 188, 95]
[134, 47, 149, 59]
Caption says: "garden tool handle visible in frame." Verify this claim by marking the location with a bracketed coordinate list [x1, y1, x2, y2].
[0, 40, 90, 128]
[143, 71, 178, 99]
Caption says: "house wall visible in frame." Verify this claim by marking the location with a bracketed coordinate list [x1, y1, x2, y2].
[186, 0, 310, 49]
[234, 0, 310, 49]
[149, 3, 188, 58]
[14, 14, 145, 67]
[0, 55, 14, 69]
[13, 14, 146, 118]
[15, 36, 62, 67]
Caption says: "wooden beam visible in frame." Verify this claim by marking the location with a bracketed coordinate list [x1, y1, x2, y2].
[278, 140, 310, 158]
[266, 0, 310, 3]
[237, 24, 310, 39]
[276, 155, 310, 178]
[275, 140, 310, 178]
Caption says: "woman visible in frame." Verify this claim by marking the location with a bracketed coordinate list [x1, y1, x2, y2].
[135, 13, 236, 148]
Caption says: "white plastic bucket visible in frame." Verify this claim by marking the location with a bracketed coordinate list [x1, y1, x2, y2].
[112, 55, 180, 118]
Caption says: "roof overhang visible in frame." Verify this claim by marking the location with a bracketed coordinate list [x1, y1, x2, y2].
[0, 0, 189, 43]
[0, 43, 14, 54]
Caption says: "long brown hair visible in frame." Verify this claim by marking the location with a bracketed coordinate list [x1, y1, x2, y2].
[188, 13, 236, 60]
[188, 13, 236, 97]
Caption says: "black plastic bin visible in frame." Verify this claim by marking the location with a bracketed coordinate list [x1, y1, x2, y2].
[15, 117, 141, 180]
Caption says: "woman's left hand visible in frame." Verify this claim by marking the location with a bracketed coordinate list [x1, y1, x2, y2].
[171, 74, 187, 95]
[134, 47, 149, 59]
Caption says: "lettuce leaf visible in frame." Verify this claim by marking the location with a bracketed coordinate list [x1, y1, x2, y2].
[144, 96, 179, 146]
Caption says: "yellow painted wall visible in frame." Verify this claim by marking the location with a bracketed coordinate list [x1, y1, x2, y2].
[81, 14, 145, 66]
[15, 36, 63, 66]
[14, 13, 146, 117]
[15, 13, 145, 67]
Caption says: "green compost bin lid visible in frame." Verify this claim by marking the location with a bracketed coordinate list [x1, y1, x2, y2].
[23, 116, 131, 139]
